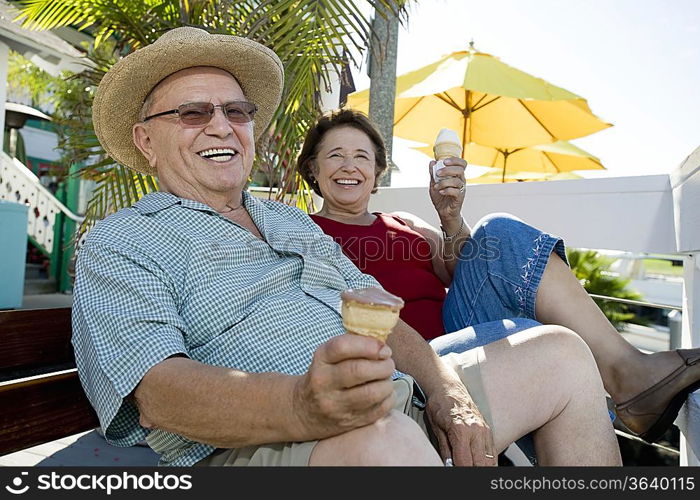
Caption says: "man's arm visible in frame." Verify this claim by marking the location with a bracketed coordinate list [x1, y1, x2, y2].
[134, 334, 396, 448]
[74, 234, 395, 450]
[386, 319, 497, 467]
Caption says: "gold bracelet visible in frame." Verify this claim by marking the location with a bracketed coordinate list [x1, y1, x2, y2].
[441, 217, 465, 243]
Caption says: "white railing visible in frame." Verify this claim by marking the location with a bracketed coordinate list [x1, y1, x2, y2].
[369, 145, 700, 466]
[0, 151, 82, 256]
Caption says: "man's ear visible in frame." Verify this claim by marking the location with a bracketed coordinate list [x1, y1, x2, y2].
[133, 123, 157, 168]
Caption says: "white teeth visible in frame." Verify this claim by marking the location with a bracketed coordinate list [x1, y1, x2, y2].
[199, 148, 237, 160]
[208, 156, 232, 163]
[336, 179, 359, 185]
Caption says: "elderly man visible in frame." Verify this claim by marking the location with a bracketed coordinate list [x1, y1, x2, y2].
[72, 27, 621, 467]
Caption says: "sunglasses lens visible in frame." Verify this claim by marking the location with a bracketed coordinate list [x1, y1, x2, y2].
[176, 102, 257, 126]
[178, 103, 214, 125]
[224, 102, 257, 123]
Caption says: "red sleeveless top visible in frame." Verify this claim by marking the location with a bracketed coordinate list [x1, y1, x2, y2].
[311, 213, 446, 340]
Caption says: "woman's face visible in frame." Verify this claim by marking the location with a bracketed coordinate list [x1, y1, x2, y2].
[313, 126, 378, 214]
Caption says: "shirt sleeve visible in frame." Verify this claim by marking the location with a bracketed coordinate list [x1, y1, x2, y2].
[327, 239, 380, 290]
[72, 238, 189, 445]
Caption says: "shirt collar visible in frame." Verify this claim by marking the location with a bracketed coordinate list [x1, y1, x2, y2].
[131, 191, 280, 244]
[133, 191, 257, 216]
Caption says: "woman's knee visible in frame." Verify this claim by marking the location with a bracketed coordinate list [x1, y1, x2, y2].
[471, 213, 528, 241]
[505, 317, 542, 333]
[532, 325, 602, 384]
[464, 213, 531, 260]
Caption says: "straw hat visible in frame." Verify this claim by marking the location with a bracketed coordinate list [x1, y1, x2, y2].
[92, 26, 284, 176]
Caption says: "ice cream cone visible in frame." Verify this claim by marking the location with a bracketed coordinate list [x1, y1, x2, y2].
[341, 287, 404, 343]
[433, 128, 463, 160]
[432, 128, 463, 182]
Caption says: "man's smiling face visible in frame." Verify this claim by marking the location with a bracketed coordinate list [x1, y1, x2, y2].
[133, 66, 255, 201]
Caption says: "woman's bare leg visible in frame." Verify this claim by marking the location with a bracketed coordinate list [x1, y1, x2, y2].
[475, 325, 621, 466]
[536, 252, 686, 404]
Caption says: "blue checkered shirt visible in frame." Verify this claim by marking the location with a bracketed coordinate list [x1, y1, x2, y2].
[71, 191, 379, 466]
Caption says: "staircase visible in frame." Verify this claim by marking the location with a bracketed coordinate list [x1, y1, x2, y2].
[24, 261, 56, 294]
[0, 150, 82, 296]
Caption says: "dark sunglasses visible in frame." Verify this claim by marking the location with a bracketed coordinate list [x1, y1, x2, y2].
[143, 100, 258, 126]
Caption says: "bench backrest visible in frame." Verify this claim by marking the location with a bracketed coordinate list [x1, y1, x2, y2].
[0, 307, 99, 456]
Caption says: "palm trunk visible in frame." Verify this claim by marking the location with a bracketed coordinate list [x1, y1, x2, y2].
[368, 2, 399, 186]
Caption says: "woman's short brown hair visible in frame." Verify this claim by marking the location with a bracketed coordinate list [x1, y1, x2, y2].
[296, 108, 389, 198]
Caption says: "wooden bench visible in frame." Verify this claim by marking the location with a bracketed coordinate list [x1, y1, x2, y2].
[3, 306, 695, 465]
[0, 307, 99, 457]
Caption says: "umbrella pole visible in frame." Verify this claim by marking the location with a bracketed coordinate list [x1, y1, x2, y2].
[463, 90, 470, 145]
[462, 90, 471, 164]
[501, 151, 508, 183]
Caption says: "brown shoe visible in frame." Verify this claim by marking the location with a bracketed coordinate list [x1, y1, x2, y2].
[614, 348, 700, 443]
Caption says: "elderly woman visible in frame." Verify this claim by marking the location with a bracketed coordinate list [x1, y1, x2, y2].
[297, 108, 700, 445]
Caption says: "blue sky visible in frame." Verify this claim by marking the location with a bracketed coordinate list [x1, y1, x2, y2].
[351, 0, 700, 181]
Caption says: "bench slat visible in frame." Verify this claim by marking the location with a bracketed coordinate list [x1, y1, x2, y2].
[0, 308, 75, 378]
[0, 371, 99, 456]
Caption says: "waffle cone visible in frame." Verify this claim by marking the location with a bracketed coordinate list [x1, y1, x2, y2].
[433, 142, 463, 160]
[340, 288, 404, 343]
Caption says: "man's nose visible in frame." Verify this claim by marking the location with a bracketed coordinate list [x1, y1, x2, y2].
[204, 107, 232, 136]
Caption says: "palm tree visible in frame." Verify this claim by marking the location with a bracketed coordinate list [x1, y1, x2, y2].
[14, 0, 411, 237]
[566, 248, 649, 331]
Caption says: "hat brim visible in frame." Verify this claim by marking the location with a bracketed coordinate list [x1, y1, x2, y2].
[92, 28, 284, 176]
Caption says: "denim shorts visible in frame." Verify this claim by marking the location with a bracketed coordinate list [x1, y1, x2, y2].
[430, 212, 568, 356]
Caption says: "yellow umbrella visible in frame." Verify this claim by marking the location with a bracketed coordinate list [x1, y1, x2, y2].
[415, 139, 605, 182]
[469, 169, 583, 184]
[347, 44, 612, 149]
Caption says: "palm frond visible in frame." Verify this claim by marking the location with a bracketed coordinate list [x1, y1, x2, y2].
[76, 164, 160, 239]
[15, 0, 415, 237]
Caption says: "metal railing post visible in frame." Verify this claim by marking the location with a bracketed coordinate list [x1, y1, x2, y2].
[679, 253, 700, 465]
[57, 164, 81, 292]
[58, 217, 77, 293]
[49, 181, 67, 286]
[668, 309, 683, 350]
